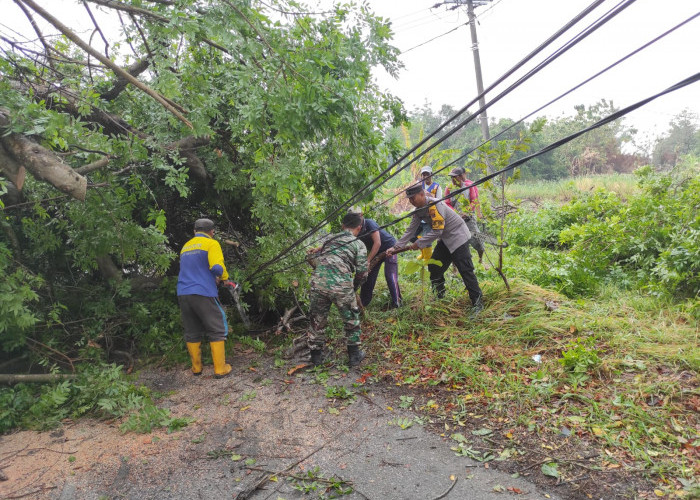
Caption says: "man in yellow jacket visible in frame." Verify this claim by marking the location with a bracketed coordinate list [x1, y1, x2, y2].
[177, 218, 233, 378]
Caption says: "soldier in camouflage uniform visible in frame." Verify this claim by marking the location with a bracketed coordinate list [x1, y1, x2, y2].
[306, 213, 368, 367]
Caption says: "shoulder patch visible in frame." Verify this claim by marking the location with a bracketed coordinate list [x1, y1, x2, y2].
[429, 205, 445, 230]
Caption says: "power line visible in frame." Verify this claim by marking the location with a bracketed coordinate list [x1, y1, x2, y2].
[401, 22, 467, 54]
[369, 8, 700, 213]
[247, 70, 700, 284]
[298, 0, 632, 255]
[336, 0, 636, 220]
[475, 0, 506, 20]
[247, 0, 610, 278]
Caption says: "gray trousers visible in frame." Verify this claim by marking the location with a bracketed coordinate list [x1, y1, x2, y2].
[178, 294, 228, 342]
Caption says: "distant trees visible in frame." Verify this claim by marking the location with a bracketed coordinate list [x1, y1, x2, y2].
[652, 110, 700, 168]
[392, 100, 648, 181]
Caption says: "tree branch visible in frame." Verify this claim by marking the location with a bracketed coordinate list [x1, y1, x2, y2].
[18, 0, 192, 128]
[12, 0, 55, 71]
[99, 58, 150, 101]
[0, 142, 26, 190]
[86, 0, 231, 54]
[82, 0, 110, 58]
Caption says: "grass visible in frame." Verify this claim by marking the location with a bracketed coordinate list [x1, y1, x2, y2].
[507, 173, 639, 204]
[359, 264, 699, 489]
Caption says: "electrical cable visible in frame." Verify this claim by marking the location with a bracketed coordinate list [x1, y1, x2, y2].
[402, 22, 468, 55]
[247, 0, 610, 278]
[369, 9, 700, 212]
[304, 0, 636, 239]
[246, 71, 700, 284]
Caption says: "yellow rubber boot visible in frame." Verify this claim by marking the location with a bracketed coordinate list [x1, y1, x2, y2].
[210, 341, 232, 379]
[186, 342, 202, 376]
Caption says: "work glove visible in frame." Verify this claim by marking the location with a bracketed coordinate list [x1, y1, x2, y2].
[222, 280, 238, 292]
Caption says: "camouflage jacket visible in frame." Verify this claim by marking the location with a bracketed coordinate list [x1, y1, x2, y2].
[310, 230, 368, 292]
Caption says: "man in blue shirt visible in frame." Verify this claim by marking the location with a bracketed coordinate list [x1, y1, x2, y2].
[420, 165, 443, 199]
[350, 208, 402, 309]
[177, 218, 233, 379]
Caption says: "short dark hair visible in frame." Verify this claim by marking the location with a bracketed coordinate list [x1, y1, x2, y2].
[194, 218, 215, 231]
[405, 184, 423, 197]
[341, 213, 363, 229]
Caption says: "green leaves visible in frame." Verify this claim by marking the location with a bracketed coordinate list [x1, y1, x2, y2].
[541, 462, 560, 478]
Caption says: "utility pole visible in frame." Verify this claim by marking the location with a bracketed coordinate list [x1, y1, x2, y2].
[435, 0, 492, 141]
[465, 0, 491, 142]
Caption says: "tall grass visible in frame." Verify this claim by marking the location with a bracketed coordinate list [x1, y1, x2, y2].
[506, 173, 639, 204]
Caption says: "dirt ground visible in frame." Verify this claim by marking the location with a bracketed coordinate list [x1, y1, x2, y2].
[0, 350, 577, 500]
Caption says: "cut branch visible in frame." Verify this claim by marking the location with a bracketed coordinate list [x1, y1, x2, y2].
[0, 374, 76, 384]
[0, 142, 26, 190]
[18, 0, 192, 128]
[74, 156, 110, 175]
[0, 109, 87, 200]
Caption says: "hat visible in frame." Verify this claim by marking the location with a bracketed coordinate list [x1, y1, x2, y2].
[194, 218, 215, 231]
[419, 166, 433, 175]
[448, 166, 465, 177]
[347, 206, 363, 215]
[405, 184, 423, 197]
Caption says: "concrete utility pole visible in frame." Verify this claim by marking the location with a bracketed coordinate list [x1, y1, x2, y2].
[436, 0, 492, 141]
[465, 0, 491, 141]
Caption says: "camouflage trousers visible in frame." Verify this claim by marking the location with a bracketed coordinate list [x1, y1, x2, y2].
[307, 287, 361, 350]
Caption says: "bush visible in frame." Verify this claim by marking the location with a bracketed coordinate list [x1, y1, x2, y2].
[507, 158, 700, 298]
[0, 363, 190, 434]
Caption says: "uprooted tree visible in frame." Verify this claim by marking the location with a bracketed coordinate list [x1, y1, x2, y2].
[0, 0, 405, 367]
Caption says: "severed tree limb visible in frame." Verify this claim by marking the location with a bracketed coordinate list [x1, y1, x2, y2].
[0, 142, 26, 190]
[74, 156, 110, 175]
[96, 254, 122, 282]
[0, 374, 76, 384]
[236, 424, 354, 500]
[0, 132, 87, 201]
[18, 0, 192, 128]
[430, 478, 458, 500]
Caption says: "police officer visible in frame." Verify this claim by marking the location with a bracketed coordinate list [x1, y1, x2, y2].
[387, 186, 484, 315]
[177, 218, 233, 378]
[306, 213, 368, 367]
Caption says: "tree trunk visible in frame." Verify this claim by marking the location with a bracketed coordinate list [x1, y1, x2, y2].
[0, 373, 76, 384]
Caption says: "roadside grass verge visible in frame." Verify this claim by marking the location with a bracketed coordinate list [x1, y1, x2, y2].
[507, 173, 639, 204]
[361, 269, 699, 493]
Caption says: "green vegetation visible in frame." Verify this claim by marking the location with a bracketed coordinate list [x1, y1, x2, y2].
[0, 364, 192, 433]
[356, 162, 698, 489]
[0, 0, 402, 385]
[505, 158, 699, 300]
[505, 172, 639, 203]
[287, 465, 353, 497]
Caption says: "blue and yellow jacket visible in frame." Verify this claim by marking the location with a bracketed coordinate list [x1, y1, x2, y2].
[177, 233, 229, 297]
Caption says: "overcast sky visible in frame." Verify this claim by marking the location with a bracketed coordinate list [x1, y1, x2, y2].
[3, 0, 699, 144]
[345, 0, 700, 144]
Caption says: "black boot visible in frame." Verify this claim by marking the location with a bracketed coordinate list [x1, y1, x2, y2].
[470, 295, 484, 318]
[347, 345, 365, 367]
[310, 349, 325, 366]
